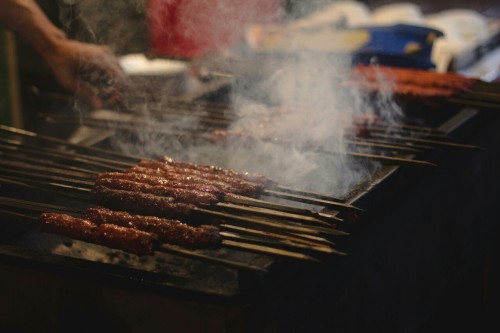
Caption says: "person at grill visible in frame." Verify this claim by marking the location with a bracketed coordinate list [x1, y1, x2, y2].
[0, 0, 126, 109]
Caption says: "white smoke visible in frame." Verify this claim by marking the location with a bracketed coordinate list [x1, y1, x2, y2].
[66, 0, 406, 198]
[217, 49, 379, 196]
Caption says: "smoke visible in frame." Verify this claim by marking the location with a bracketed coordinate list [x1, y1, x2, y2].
[65, 0, 405, 198]
[58, 0, 149, 54]
[218, 48, 379, 196]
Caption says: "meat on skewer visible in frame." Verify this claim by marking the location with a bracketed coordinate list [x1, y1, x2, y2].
[160, 156, 277, 188]
[125, 166, 247, 197]
[39, 213, 158, 256]
[95, 172, 225, 199]
[93, 224, 158, 256]
[136, 160, 265, 197]
[85, 207, 222, 248]
[91, 186, 195, 219]
[94, 177, 219, 206]
[40, 212, 95, 241]
[343, 80, 457, 99]
[352, 65, 478, 91]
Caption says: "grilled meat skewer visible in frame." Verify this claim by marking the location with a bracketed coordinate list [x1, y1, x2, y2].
[136, 160, 265, 197]
[85, 207, 222, 248]
[351, 65, 478, 91]
[160, 156, 276, 187]
[96, 172, 225, 199]
[91, 186, 195, 220]
[94, 177, 219, 206]
[126, 166, 260, 197]
[39, 213, 158, 256]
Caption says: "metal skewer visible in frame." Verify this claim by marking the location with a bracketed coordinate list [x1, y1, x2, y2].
[262, 189, 362, 212]
[219, 231, 339, 255]
[219, 223, 335, 247]
[368, 133, 485, 151]
[221, 239, 321, 262]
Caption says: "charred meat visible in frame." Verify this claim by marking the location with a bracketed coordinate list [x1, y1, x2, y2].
[86, 207, 222, 248]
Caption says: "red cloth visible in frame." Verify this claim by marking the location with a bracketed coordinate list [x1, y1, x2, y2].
[147, 0, 281, 58]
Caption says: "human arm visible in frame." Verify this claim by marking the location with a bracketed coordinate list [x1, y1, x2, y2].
[0, 0, 126, 108]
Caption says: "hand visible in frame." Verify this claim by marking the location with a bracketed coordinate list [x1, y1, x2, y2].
[42, 38, 127, 109]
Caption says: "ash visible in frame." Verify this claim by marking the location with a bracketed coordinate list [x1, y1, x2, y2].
[15, 228, 242, 296]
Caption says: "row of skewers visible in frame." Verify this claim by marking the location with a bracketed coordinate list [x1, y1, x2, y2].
[347, 65, 500, 110]
[2, 65, 493, 270]
[41, 96, 483, 169]
[37, 66, 492, 171]
[0, 109, 481, 271]
[0, 125, 357, 271]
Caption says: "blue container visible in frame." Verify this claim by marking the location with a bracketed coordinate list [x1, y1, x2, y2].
[352, 24, 444, 69]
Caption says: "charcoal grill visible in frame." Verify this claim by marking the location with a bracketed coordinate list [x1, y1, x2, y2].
[2, 70, 500, 332]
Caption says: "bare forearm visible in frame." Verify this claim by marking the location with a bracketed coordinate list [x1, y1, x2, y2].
[0, 0, 67, 60]
[1, 0, 126, 109]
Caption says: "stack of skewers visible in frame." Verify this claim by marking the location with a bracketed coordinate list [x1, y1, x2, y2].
[0, 125, 362, 271]
[347, 65, 500, 110]
[40, 96, 484, 169]
[1, 64, 492, 272]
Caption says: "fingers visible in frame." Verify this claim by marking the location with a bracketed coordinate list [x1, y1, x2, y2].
[44, 39, 128, 110]
[74, 83, 103, 110]
[77, 49, 128, 109]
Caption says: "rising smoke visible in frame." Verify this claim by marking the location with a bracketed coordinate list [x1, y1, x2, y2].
[67, 0, 404, 198]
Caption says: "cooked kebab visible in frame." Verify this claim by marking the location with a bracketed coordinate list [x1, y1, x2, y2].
[351, 65, 478, 91]
[94, 176, 219, 206]
[40, 212, 95, 240]
[39, 212, 158, 256]
[135, 160, 265, 197]
[343, 80, 458, 99]
[93, 224, 157, 256]
[95, 172, 225, 199]
[85, 207, 222, 248]
[341, 64, 486, 108]
[126, 165, 260, 197]
[160, 156, 277, 187]
[91, 186, 195, 219]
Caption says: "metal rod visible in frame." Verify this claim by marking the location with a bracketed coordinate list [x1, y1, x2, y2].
[357, 137, 438, 151]
[365, 121, 446, 135]
[262, 189, 362, 212]
[0, 137, 133, 170]
[368, 133, 485, 151]
[271, 185, 346, 203]
[219, 231, 337, 254]
[0, 167, 95, 188]
[215, 202, 336, 227]
[449, 98, 500, 110]
[0, 124, 143, 163]
[0, 159, 97, 181]
[460, 91, 500, 104]
[363, 125, 451, 140]
[345, 139, 422, 154]
[194, 207, 346, 236]
[224, 193, 342, 222]
[0, 196, 81, 214]
[219, 223, 335, 247]
[0, 148, 100, 175]
[221, 239, 322, 262]
[0, 176, 91, 200]
[343, 151, 437, 167]
[0, 208, 39, 221]
[157, 244, 267, 272]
